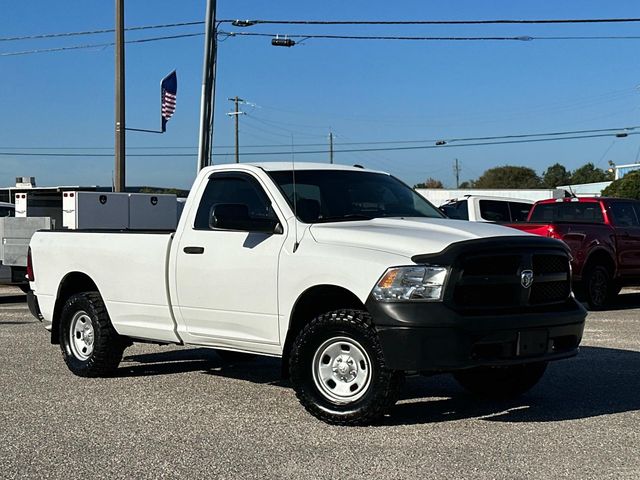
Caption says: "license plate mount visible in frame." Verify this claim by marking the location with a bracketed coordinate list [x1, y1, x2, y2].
[517, 330, 549, 357]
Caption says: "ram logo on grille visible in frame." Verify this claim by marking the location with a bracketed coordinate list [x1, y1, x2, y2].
[520, 270, 534, 289]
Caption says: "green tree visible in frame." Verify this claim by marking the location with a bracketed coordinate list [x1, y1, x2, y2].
[570, 163, 613, 185]
[542, 163, 572, 188]
[602, 170, 640, 199]
[472, 166, 542, 189]
[458, 181, 473, 189]
[414, 177, 444, 189]
[139, 187, 189, 197]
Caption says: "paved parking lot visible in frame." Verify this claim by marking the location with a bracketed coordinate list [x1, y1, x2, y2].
[1, 286, 639, 479]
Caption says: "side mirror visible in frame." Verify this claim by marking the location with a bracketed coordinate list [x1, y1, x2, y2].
[210, 203, 282, 233]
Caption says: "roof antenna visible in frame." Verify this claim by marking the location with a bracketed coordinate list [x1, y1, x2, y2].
[291, 133, 300, 253]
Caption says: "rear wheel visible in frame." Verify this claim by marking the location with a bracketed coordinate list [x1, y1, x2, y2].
[289, 309, 403, 426]
[583, 264, 614, 310]
[59, 292, 126, 377]
[453, 362, 547, 398]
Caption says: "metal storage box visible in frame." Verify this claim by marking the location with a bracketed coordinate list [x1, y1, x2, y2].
[128, 194, 177, 230]
[0, 217, 51, 267]
[62, 192, 129, 230]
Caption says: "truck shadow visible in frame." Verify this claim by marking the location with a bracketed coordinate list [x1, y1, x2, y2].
[120, 345, 640, 425]
[598, 291, 640, 311]
[0, 294, 26, 304]
[120, 348, 285, 386]
[383, 345, 640, 426]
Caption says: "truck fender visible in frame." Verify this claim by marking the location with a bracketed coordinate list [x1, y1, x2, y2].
[50, 272, 101, 344]
[581, 248, 616, 280]
[280, 284, 365, 378]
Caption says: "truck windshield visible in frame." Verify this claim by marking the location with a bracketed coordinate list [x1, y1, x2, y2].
[268, 170, 444, 223]
[529, 202, 604, 224]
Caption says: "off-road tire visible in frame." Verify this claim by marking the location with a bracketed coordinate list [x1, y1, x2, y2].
[582, 264, 615, 310]
[59, 292, 126, 377]
[289, 309, 403, 426]
[453, 362, 547, 399]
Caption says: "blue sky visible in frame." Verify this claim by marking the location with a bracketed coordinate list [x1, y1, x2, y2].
[1, 1, 640, 189]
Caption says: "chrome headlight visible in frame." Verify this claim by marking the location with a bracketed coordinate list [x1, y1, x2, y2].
[372, 265, 449, 302]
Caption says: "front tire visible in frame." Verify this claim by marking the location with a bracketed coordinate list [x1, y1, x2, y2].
[289, 309, 402, 426]
[59, 292, 126, 377]
[453, 362, 547, 399]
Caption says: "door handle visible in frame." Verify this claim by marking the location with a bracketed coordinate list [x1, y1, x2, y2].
[183, 246, 205, 254]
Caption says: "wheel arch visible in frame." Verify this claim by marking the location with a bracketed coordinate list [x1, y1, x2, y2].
[50, 272, 101, 344]
[281, 284, 366, 378]
[582, 248, 616, 279]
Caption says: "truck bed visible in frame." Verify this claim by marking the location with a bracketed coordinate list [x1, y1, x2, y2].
[30, 230, 179, 343]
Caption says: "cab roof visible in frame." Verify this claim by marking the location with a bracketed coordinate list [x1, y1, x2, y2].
[206, 162, 386, 174]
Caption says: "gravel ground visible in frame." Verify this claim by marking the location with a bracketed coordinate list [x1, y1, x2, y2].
[1, 286, 639, 479]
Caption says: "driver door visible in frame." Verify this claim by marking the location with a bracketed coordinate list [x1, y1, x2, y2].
[174, 172, 286, 346]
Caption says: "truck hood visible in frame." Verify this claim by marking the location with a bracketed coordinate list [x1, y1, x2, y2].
[309, 217, 530, 258]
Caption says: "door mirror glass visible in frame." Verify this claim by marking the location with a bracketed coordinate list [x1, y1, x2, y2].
[210, 203, 280, 233]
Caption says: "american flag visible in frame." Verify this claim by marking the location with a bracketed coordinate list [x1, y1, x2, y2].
[160, 70, 177, 133]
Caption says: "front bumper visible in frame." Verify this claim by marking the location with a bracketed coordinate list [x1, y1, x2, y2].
[366, 298, 586, 372]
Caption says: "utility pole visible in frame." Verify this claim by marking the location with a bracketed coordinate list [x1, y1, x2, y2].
[227, 97, 244, 163]
[453, 158, 461, 188]
[197, 0, 217, 171]
[114, 0, 125, 192]
[329, 131, 334, 164]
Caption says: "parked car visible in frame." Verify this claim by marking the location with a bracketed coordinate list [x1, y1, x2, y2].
[508, 196, 640, 309]
[27, 163, 586, 425]
[440, 196, 533, 223]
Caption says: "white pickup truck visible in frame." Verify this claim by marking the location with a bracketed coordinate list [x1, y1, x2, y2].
[28, 163, 586, 425]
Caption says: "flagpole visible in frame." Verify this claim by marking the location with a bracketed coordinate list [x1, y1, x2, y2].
[197, 0, 217, 172]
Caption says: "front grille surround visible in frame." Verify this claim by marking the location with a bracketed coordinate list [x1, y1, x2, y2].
[446, 248, 571, 313]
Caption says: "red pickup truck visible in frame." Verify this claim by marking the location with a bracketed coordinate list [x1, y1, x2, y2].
[509, 197, 640, 309]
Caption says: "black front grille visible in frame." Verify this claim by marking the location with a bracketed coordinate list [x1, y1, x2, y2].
[533, 254, 569, 274]
[451, 250, 570, 312]
[463, 255, 521, 276]
[530, 280, 571, 305]
[453, 284, 520, 308]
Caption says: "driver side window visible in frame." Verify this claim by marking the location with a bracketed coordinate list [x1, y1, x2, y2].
[194, 173, 276, 230]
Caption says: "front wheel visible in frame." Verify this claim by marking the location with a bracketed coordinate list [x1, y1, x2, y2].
[289, 309, 402, 426]
[59, 292, 126, 377]
[453, 362, 547, 399]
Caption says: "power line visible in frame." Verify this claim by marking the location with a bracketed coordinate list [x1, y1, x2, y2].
[4, 17, 640, 43]
[2, 131, 638, 157]
[220, 31, 640, 42]
[6, 30, 640, 57]
[223, 18, 640, 26]
[4, 125, 639, 151]
[0, 21, 204, 42]
[0, 32, 204, 57]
